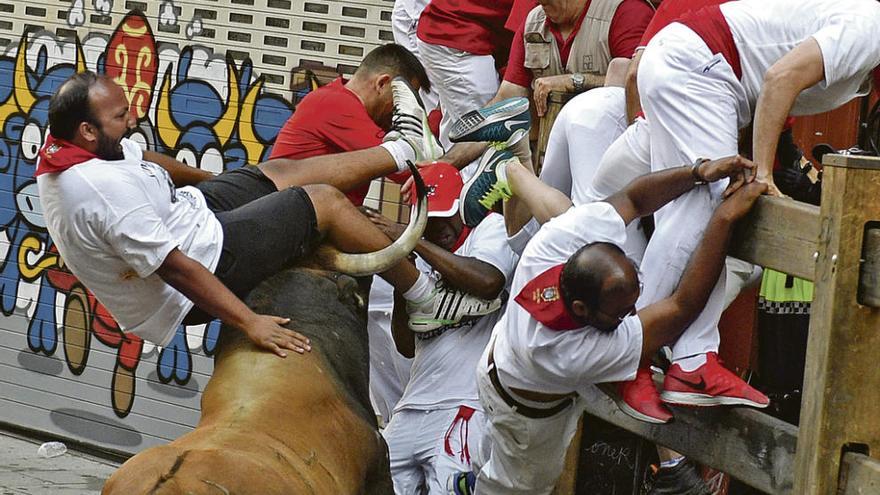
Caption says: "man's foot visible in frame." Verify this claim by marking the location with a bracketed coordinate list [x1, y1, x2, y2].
[449, 97, 531, 144]
[459, 151, 516, 227]
[661, 352, 770, 407]
[384, 76, 444, 162]
[648, 459, 713, 495]
[606, 368, 673, 424]
[407, 283, 502, 332]
[447, 471, 476, 495]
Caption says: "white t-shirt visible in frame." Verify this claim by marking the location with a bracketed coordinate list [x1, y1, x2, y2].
[37, 139, 223, 346]
[395, 213, 519, 412]
[722, 0, 880, 115]
[493, 202, 643, 398]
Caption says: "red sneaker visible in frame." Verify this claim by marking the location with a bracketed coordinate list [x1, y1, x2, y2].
[661, 353, 770, 408]
[605, 367, 673, 424]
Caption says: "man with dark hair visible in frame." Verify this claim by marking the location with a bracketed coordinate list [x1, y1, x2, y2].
[459, 155, 765, 494]
[364, 163, 518, 495]
[271, 43, 439, 206]
[269, 43, 441, 425]
[36, 72, 500, 358]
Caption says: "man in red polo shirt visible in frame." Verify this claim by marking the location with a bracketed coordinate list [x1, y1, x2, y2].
[270, 43, 440, 206]
[496, 0, 654, 117]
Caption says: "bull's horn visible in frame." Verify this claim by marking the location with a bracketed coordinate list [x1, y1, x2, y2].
[325, 161, 428, 276]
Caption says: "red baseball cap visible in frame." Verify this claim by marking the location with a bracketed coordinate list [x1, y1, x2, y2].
[410, 162, 463, 218]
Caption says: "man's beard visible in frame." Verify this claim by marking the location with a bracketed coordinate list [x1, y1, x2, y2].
[94, 130, 125, 161]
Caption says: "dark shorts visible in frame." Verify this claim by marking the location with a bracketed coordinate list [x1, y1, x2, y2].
[183, 167, 320, 325]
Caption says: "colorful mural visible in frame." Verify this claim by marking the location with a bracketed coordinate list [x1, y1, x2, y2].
[0, 10, 333, 422]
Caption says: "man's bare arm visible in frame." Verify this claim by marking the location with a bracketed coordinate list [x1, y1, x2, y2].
[143, 150, 214, 186]
[637, 181, 767, 362]
[413, 242, 506, 300]
[625, 51, 644, 123]
[156, 248, 311, 357]
[606, 155, 756, 225]
[752, 38, 825, 196]
[505, 158, 572, 226]
[391, 290, 415, 358]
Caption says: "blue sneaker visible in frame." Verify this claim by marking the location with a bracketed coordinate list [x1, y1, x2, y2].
[447, 471, 476, 495]
[449, 97, 531, 144]
[459, 147, 516, 227]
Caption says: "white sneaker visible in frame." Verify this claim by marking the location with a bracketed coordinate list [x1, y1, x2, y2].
[407, 283, 502, 332]
[384, 76, 444, 162]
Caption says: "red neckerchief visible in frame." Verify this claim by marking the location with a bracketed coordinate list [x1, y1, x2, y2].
[450, 225, 472, 252]
[34, 135, 98, 177]
[514, 263, 583, 331]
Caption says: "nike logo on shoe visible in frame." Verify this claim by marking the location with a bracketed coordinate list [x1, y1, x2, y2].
[504, 120, 528, 131]
[670, 375, 707, 391]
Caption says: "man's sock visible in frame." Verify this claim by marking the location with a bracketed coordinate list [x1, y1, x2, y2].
[675, 353, 708, 372]
[659, 456, 687, 469]
[402, 272, 433, 303]
[380, 140, 416, 172]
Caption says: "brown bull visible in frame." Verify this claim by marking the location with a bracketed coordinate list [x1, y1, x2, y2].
[102, 269, 394, 494]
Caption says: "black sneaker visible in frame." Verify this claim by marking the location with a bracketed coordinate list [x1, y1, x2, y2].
[648, 460, 713, 495]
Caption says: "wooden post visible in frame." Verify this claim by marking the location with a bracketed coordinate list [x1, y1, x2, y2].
[536, 91, 576, 174]
[793, 154, 880, 494]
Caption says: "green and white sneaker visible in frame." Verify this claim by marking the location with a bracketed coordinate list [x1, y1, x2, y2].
[383, 76, 444, 162]
[407, 283, 502, 332]
[459, 148, 516, 227]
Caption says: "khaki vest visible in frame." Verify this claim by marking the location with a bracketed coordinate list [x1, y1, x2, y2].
[522, 0, 627, 79]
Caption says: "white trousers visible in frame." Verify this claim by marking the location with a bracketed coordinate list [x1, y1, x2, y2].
[416, 41, 500, 151]
[472, 355, 585, 495]
[368, 281, 413, 425]
[385, 406, 485, 495]
[535, 86, 648, 264]
[391, 0, 439, 112]
[540, 87, 629, 205]
[636, 23, 751, 360]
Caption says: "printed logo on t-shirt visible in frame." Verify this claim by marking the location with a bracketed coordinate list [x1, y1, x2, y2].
[140, 161, 177, 203]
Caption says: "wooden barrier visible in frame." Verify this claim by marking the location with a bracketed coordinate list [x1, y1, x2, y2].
[556, 155, 880, 494]
[532, 90, 880, 494]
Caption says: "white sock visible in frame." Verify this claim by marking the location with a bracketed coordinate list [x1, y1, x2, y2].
[380, 140, 415, 172]
[660, 456, 686, 469]
[402, 272, 433, 302]
[675, 354, 708, 372]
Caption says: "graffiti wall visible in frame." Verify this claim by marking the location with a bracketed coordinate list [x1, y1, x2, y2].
[0, 0, 390, 455]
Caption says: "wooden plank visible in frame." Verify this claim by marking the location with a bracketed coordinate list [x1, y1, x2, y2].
[536, 91, 576, 174]
[840, 453, 880, 495]
[793, 154, 880, 494]
[582, 389, 797, 494]
[729, 196, 820, 281]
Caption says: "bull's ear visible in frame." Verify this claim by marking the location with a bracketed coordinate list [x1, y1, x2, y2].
[335, 274, 367, 312]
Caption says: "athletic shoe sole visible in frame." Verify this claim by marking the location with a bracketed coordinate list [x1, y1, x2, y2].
[449, 98, 530, 143]
[598, 384, 672, 424]
[661, 391, 770, 408]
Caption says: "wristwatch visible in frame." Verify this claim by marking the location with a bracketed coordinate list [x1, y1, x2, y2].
[571, 73, 586, 92]
[692, 158, 710, 185]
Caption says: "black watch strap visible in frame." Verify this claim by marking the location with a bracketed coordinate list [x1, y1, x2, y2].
[691, 158, 709, 185]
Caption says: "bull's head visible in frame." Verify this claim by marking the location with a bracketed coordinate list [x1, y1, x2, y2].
[320, 161, 428, 276]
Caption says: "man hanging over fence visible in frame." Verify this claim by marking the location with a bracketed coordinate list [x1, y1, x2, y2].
[462, 154, 765, 494]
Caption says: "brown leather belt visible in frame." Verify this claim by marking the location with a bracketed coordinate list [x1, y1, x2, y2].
[487, 348, 573, 419]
